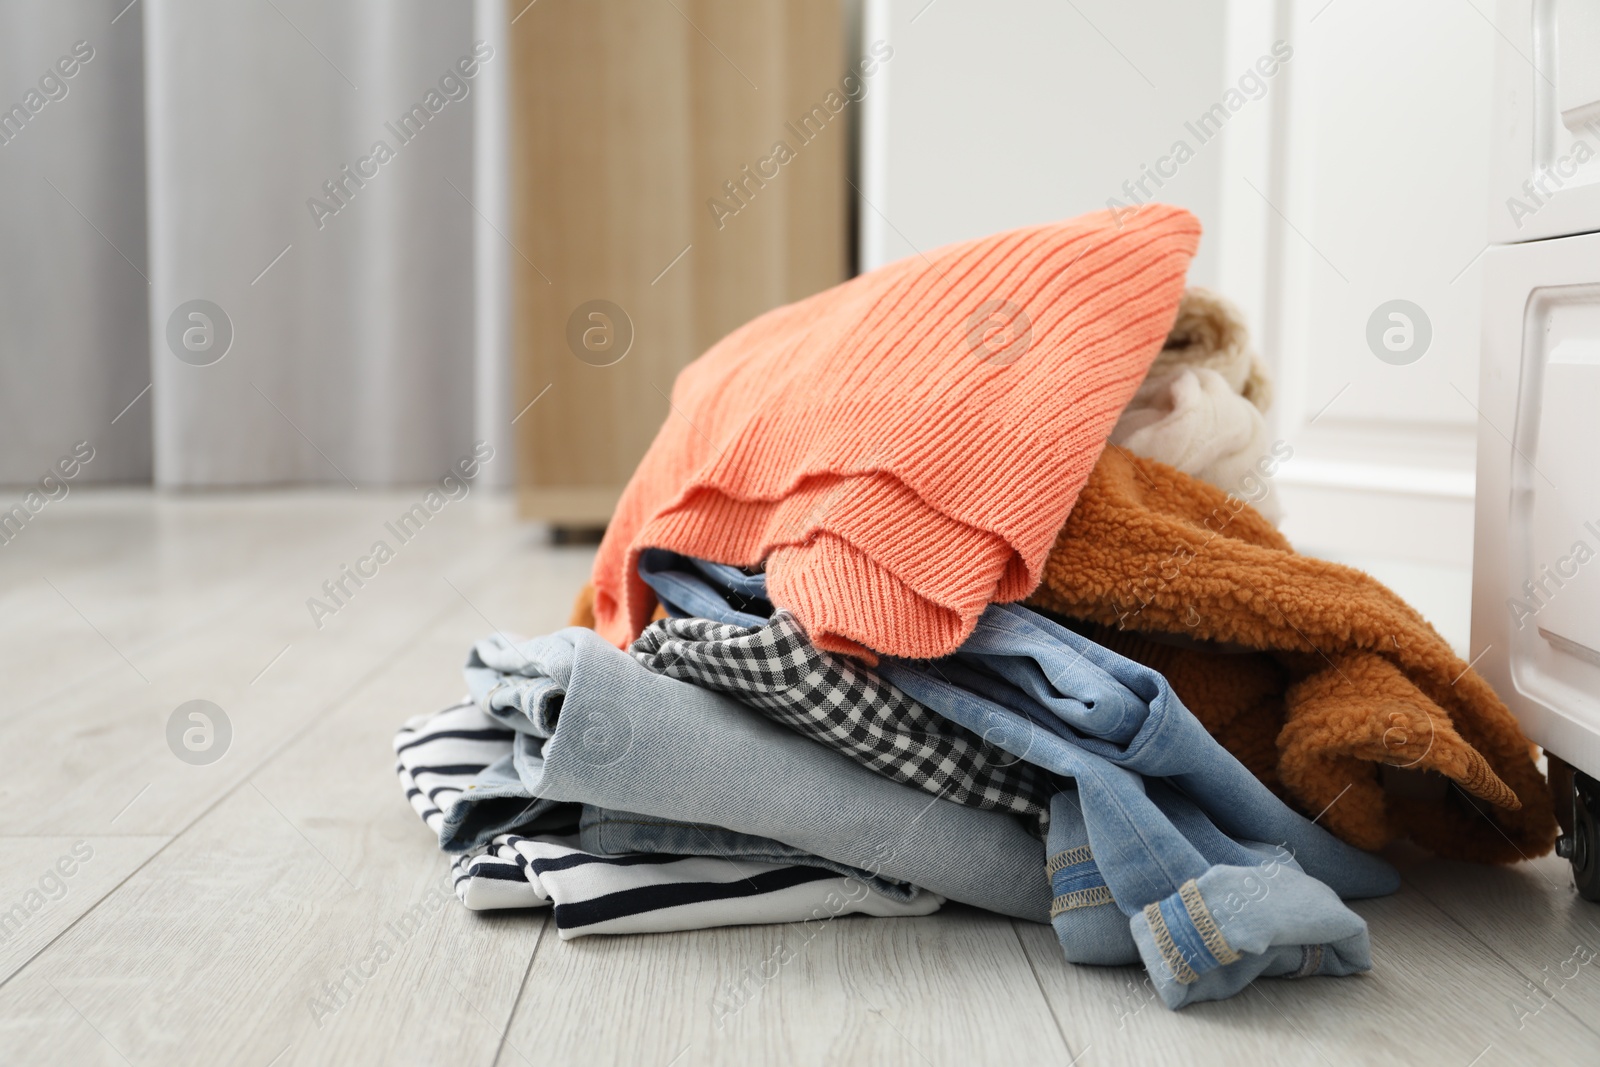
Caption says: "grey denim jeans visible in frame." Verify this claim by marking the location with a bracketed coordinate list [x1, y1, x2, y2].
[448, 626, 1052, 922]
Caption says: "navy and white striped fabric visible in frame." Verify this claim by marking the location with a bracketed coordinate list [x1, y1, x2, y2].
[396, 700, 516, 838]
[395, 700, 942, 937]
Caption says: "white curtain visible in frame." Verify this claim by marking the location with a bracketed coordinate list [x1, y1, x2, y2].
[0, 0, 512, 488]
[0, 2, 150, 483]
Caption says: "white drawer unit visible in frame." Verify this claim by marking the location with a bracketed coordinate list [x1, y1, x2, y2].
[1474, 0, 1600, 898]
[1487, 0, 1600, 244]
[1473, 233, 1600, 781]
[1473, 216, 1600, 897]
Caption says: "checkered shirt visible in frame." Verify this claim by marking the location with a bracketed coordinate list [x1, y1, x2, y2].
[630, 610, 1051, 835]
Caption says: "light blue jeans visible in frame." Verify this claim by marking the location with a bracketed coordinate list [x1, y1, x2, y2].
[452, 626, 1052, 922]
[638, 550, 1400, 1008]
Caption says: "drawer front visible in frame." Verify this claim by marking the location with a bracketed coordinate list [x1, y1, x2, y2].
[1488, 0, 1600, 243]
[1474, 234, 1600, 777]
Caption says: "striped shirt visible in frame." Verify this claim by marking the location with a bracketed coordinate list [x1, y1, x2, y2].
[395, 700, 941, 936]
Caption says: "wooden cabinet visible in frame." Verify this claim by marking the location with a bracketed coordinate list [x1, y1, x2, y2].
[509, 0, 850, 525]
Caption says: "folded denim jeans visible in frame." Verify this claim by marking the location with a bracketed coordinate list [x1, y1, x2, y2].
[885, 607, 1396, 1008]
[394, 700, 942, 932]
[636, 552, 1400, 1008]
[635, 550, 1052, 829]
[630, 611, 1051, 831]
[1042, 782, 1325, 966]
[456, 626, 1053, 922]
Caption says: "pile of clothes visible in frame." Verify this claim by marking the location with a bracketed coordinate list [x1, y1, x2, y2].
[395, 205, 1556, 1009]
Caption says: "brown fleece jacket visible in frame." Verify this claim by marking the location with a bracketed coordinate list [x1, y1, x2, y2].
[1026, 447, 1556, 863]
[569, 582, 597, 629]
[570, 583, 664, 629]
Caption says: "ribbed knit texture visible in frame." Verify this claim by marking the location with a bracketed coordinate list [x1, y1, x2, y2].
[592, 205, 1202, 659]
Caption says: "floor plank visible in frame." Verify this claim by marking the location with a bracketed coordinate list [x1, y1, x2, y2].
[499, 907, 1074, 1067]
[1016, 877, 1596, 1066]
[0, 498, 535, 839]
[1397, 848, 1600, 1042]
[0, 526, 588, 1067]
[0, 974, 130, 1066]
[9, 489, 1600, 1066]
[0, 787, 539, 1066]
[0, 492, 421, 723]
[0, 835, 168, 983]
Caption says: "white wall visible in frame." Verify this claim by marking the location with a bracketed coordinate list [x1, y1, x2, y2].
[1249, 0, 1494, 573]
[859, 0, 1230, 285]
[861, 0, 1498, 583]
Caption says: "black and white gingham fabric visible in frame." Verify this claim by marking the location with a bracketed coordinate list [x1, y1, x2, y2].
[630, 610, 1052, 834]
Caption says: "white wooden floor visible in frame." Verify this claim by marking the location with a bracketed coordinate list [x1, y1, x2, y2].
[2, 490, 1597, 1067]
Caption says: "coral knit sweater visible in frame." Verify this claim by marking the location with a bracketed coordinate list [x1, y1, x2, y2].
[591, 204, 1201, 660]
